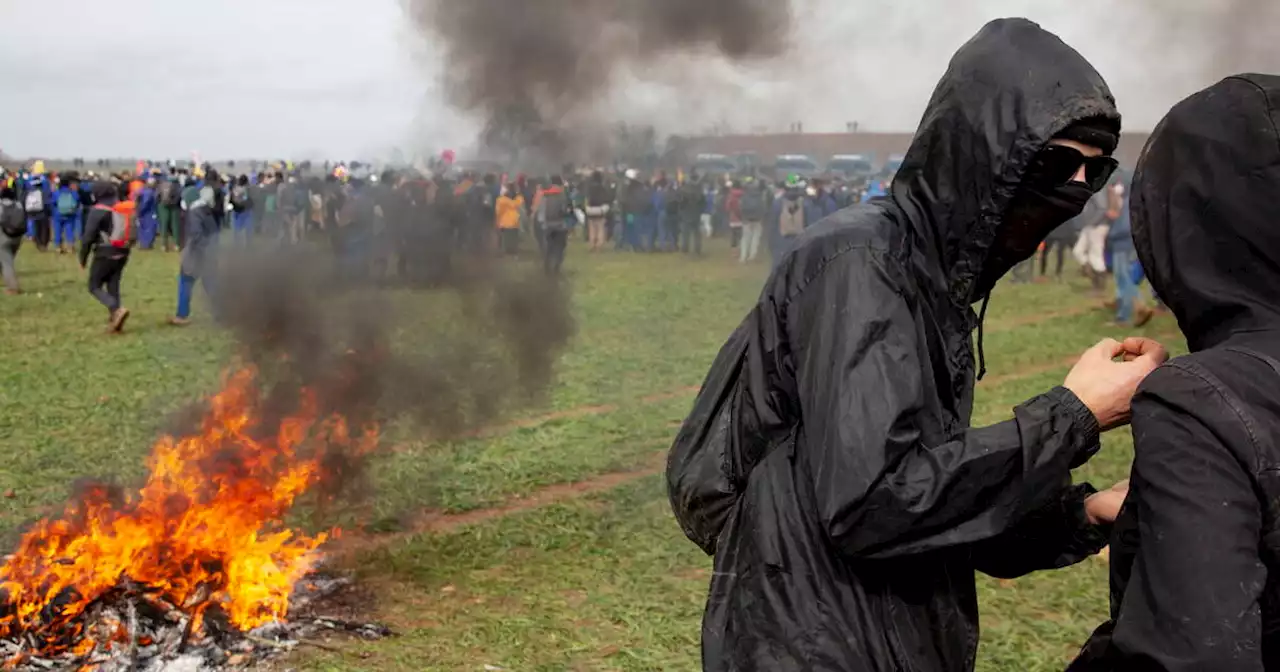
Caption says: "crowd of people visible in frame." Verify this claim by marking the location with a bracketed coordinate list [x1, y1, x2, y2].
[0, 157, 884, 333]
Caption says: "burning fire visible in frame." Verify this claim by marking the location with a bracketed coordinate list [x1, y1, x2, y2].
[0, 366, 378, 656]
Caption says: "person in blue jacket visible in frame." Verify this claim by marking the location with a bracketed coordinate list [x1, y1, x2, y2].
[808, 180, 840, 217]
[52, 176, 83, 254]
[135, 175, 160, 250]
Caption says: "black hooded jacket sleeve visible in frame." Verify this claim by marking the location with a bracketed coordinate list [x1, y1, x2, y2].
[789, 243, 1102, 559]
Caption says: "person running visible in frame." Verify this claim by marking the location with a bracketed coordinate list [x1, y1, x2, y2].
[78, 181, 135, 332]
[669, 19, 1162, 672]
[0, 186, 25, 294]
[1069, 73, 1280, 672]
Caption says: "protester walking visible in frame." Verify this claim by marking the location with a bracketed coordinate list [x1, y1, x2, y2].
[0, 186, 25, 294]
[1105, 176, 1153, 327]
[78, 182, 135, 333]
[170, 186, 219, 326]
[24, 176, 51, 251]
[669, 19, 1161, 672]
[52, 178, 82, 254]
[537, 175, 571, 275]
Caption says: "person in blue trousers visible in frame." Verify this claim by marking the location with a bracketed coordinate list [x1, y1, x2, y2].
[52, 178, 82, 254]
[135, 175, 160, 250]
[168, 186, 219, 326]
[230, 175, 254, 245]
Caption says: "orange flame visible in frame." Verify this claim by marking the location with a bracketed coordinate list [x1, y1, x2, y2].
[0, 366, 378, 653]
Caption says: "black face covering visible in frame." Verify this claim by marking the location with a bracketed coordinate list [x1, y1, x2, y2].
[973, 180, 1095, 297]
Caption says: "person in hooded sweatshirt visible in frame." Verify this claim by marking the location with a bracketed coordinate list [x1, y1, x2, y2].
[1068, 74, 1280, 672]
[667, 19, 1168, 672]
[169, 186, 219, 326]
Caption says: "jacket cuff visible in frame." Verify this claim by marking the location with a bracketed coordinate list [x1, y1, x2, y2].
[1063, 482, 1112, 555]
[1047, 386, 1101, 467]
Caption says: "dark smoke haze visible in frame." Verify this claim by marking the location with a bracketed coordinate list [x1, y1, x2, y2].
[405, 0, 792, 158]
[186, 208, 575, 505]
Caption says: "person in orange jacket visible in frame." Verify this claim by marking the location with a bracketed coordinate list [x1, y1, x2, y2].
[494, 182, 524, 256]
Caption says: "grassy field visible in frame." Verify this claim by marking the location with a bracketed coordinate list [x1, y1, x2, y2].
[0, 237, 1181, 671]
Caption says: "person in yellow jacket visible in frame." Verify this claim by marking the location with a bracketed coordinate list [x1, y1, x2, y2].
[495, 182, 524, 256]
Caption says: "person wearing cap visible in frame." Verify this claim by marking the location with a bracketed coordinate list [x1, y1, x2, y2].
[766, 173, 822, 265]
[669, 19, 1168, 671]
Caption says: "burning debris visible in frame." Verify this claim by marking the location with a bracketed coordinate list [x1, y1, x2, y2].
[0, 367, 390, 671]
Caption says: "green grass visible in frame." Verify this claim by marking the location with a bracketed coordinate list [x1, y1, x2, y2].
[0, 238, 1184, 671]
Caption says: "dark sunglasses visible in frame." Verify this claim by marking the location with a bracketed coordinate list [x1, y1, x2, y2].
[1029, 144, 1118, 191]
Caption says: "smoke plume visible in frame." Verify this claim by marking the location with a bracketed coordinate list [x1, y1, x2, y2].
[191, 184, 575, 503]
[405, 0, 793, 159]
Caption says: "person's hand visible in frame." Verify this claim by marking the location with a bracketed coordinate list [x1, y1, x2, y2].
[1063, 337, 1169, 431]
[1085, 479, 1129, 525]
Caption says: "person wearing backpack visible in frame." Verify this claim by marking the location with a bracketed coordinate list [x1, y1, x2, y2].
[0, 186, 26, 294]
[135, 175, 160, 250]
[536, 175, 572, 275]
[158, 175, 183, 251]
[78, 181, 135, 332]
[230, 175, 254, 246]
[738, 179, 767, 263]
[23, 175, 52, 251]
[51, 177, 83, 254]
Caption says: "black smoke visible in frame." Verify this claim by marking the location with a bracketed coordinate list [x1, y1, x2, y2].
[188, 188, 575, 505]
[405, 0, 793, 159]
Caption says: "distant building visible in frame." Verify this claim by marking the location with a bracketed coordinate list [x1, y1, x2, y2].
[683, 131, 1151, 171]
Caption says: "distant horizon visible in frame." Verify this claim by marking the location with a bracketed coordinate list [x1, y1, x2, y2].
[2, 0, 1272, 158]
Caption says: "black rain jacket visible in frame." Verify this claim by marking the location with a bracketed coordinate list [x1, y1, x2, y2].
[667, 19, 1119, 672]
[1069, 74, 1280, 672]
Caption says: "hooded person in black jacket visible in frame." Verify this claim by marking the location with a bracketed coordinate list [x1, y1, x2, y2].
[668, 19, 1169, 672]
[1069, 74, 1280, 672]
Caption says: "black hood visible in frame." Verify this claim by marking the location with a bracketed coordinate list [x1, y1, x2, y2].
[1132, 74, 1280, 352]
[891, 18, 1120, 303]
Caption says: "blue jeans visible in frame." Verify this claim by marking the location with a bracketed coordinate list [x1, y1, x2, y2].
[1113, 248, 1138, 324]
[233, 211, 253, 245]
[176, 271, 216, 319]
[53, 213, 79, 248]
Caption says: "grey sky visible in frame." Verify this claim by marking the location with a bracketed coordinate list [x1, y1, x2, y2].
[2, 0, 1274, 160]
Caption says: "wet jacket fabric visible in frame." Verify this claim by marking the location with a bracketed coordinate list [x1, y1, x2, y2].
[1070, 74, 1280, 672]
[668, 19, 1120, 672]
